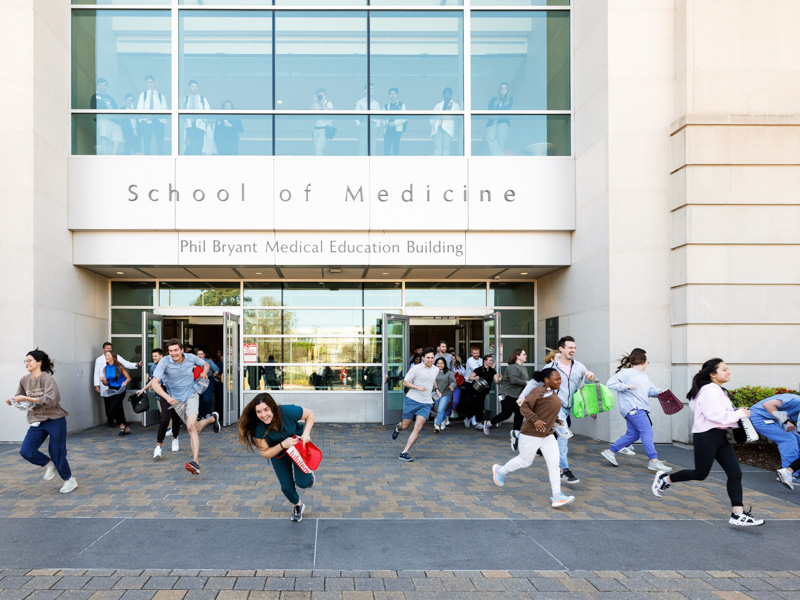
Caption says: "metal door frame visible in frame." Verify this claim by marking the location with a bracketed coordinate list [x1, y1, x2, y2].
[223, 311, 241, 426]
[140, 312, 164, 427]
[382, 313, 410, 426]
[483, 312, 502, 415]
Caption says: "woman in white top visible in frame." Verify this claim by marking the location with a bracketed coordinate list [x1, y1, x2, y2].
[652, 358, 763, 526]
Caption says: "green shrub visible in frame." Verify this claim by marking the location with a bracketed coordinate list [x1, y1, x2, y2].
[729, 386, 799, 408]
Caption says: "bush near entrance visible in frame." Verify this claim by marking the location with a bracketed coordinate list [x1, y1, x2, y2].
[729, 386, 799, 408]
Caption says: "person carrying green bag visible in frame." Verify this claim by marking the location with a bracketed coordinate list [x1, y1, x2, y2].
[546, 336, 596, 485]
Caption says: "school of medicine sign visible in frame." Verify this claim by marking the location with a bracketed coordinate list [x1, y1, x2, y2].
[68, 156, 575, 267]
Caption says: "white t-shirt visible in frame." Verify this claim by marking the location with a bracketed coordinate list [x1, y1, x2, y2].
[465, 356, 482, 379]
[404, 363, 438, 405]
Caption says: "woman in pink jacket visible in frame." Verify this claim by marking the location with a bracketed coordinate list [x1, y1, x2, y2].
[651, 358, 764, 526]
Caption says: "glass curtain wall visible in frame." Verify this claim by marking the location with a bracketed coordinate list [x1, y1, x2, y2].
[109, 280, 535, 393]
[71, 2, 570, 156]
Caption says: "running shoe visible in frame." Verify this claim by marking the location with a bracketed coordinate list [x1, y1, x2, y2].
[551, 492, 575, 508]
[729, 508, 764, 527]
[483, 420, 492, 435]
[510, 430, 519, 452]
[212, 412, 220, 433]
[444, 419, 450, 427]
[164, 429, 173, 438]
[434, 424, 440, 433]
[185, 461, 201, 475]
[464, 418, 471, 428]
[470, 417, 478, 427]
[652, 471, 670, 497]
[648, 460, 672, 472]
[291, 502, 306, 522]
[600, 449, 619, 466]
[492, 464, 505, 487]
[777, 467, 794, 490]
[171, 438, 179, 452]
[619, 445, 635, 455]
[43, 462, 57, 481]
[153, 446, 162, 460]
[59, 477, 78, 494]
[391, 426, 400, 440]
[398, 452, 413, 462]
[474, 422, 484, 431]
[561, 469, 580, 484]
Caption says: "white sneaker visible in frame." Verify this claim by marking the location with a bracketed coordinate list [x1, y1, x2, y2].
[464, 418, 471, 428]
[171, 438, 179, 452]
[619, 445, 636, 456]
[43, 462, 58, 481]
[729, 509, 764, 527]
[59, 477, 78, 494]
[153, 445, 162, 460]
[777, 467, 794, 490]
[434, 424, 440, 433]
[164, 429, 173, 438]
[601, 449, 619, 466]
[444, 419, 450, 427]
[470, 417, 478, 427]
[648, 460, 672, 472]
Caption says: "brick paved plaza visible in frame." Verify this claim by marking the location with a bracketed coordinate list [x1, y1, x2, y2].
[2, 423, 800, 599]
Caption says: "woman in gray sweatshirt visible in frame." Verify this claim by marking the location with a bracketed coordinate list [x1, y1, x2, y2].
[483, 349, 530, 441]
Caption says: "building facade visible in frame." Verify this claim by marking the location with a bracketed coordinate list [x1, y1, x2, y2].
[1, 0, 798, 443]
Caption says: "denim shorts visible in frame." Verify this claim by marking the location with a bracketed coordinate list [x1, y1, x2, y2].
[402, 397, 432, 420]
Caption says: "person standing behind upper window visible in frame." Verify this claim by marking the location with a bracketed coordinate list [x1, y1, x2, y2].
[383, 88, 407, 156]
[485, 82, 513, 156]
[136, 75, 168, 155]
[183, 80, 215, 155]
[91, 78, 123, 156]
[355, 84, 381, 156]
[430, 87, 460, 156]
[311, 88, 333, 156]
[215, 100, 244, 156]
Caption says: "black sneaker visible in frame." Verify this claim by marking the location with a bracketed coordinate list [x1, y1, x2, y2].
[511, 431, 519, 452]
[561, 469, 580, 484]
[291, 502, 305, 522]
[185, 461, 201, 475]
[391, 426, 400, 440]
[212, 412, 220, 433]
[398, 452, 413, 462]
[729, 508, 764, 527]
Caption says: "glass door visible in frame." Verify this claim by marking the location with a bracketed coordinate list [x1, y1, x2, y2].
[223, 312, 240, 426]
[382, 313, 409, 426]
[141, 312, 164, 427]
[483, 312, 502, 415]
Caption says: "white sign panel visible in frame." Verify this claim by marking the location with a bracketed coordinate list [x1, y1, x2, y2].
[175, 158, 273, 230]
[73, 230, 572, 268]
[68, 156, 575, 232]
[243, 343, 257, 364]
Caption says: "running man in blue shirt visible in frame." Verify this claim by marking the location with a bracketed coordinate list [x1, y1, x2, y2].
[150, 338, 220, 474]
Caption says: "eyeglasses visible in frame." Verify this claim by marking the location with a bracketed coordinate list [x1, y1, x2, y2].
[24, 359, 36, 364]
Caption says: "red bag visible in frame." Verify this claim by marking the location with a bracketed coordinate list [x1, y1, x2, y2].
[193, 366, 203, 380]
[284, 437, 323, 473]
[454, 372, 465, 386]
[657, 390, 683, 415]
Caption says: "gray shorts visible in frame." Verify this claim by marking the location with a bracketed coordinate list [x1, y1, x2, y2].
[171, 393, 200, 424]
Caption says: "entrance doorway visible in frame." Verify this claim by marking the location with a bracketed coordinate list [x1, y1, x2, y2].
[143, 310, 241, 427]
[381, 312, 501, 425]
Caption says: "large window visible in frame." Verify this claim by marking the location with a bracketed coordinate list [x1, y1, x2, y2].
[72, 3, 570, 156]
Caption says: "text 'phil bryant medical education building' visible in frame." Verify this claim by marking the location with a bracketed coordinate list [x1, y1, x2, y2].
[2, 1, 799, 444]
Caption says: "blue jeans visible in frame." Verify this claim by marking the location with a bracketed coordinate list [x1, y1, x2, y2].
[435, 394, 451, 426]
[557, 407, 569, 469]
[609, 410, 657, 459]
[20, 417, 71, 481]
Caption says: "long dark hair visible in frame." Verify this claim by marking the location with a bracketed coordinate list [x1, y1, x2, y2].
[238, 393, 284, 452]
[105, 350, 123, 379]
[507, 348, 525, 366]
[687, 358, 726, 401]
[616, 350, 647, 373]
[434, 356, 449, 373]
[27, 349, 54, 374]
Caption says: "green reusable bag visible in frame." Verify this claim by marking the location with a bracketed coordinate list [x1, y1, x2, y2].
[571, 382, 615, 419]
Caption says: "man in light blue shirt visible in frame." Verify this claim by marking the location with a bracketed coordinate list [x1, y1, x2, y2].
[151, 338, 219, 475]
[546, 336, 595, 485]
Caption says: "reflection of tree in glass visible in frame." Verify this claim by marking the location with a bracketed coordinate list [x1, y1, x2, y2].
[243, 297, 296, 336]
[190, 289, 246, 307]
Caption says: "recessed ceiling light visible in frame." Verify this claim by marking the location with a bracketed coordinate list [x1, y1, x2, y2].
[329, 267, 342, 274]
[116, 271, 125, 275]
[382, 272, 389, 275]
[520, 272, 528, 275]
[254, 272, 262, 275]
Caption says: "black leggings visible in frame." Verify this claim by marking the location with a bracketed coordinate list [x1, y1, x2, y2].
[490, 396, 523, 430]
[670, 428, 742, 507]
[157, 397, 182, 443]
[461, 388, 486, 421]
[107, 391, 128, 428]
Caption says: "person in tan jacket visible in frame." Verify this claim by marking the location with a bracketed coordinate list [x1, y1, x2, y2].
[491, 368, 575, 508]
